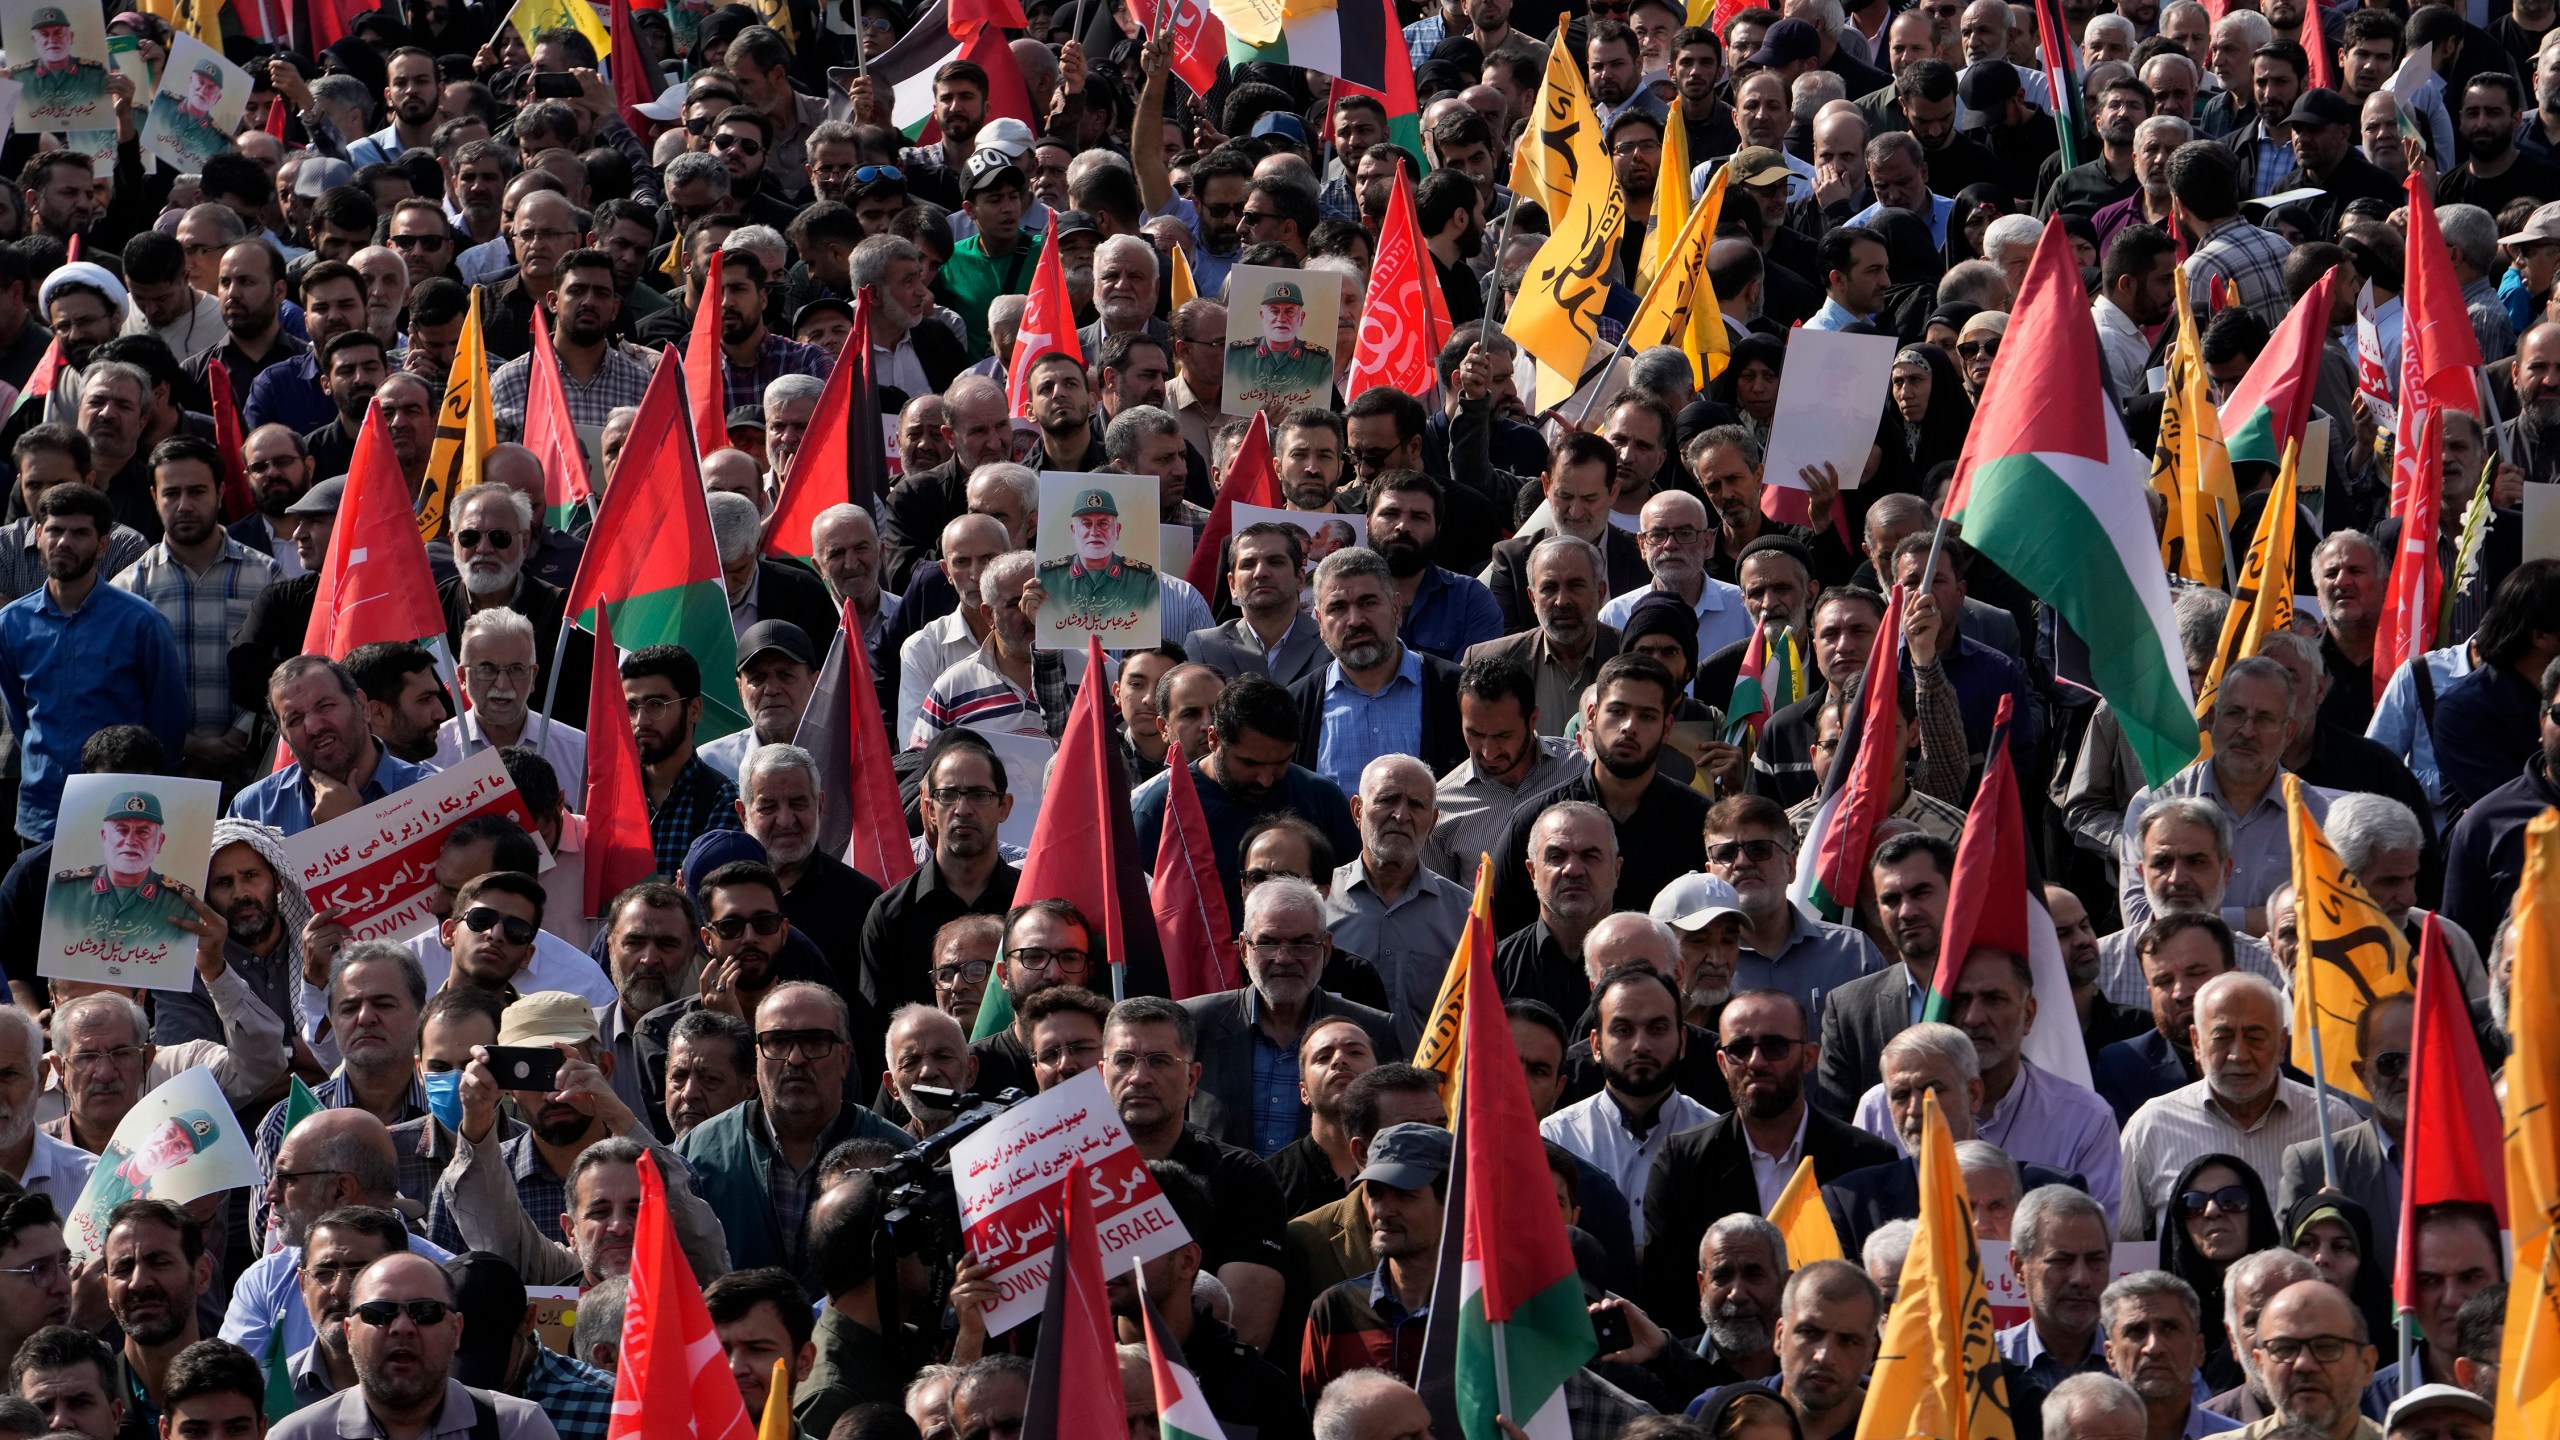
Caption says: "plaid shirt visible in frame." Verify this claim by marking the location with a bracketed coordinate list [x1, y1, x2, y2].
[649, 755, 742, 878]
[721, 333, 833, 417]
[757, 1102, 874, 1275]
[386, 1110, 527, 1215]
[113, 537, 280, 735]
[1402, 13, 1445, 64]
[252, 1071, 430, 1245]
[2183, 216, 2292, 328]
[0, 520, 149, 603]
[491, 343, 657, 438]
[1247, 994, 1302, 1156]
[522, 1343, 617, 1440]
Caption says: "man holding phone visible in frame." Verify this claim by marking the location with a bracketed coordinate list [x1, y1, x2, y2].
[425, 992, 622, 1252]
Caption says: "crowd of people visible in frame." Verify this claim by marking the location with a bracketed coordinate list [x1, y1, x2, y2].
[0, 2, 2545, 1440]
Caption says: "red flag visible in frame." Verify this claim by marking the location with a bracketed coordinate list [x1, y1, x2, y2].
[1005, 236, 1082, 419]
[1014, 638, 1167, 994]
[1130, 0, 1226, 99]
[1181, 411, 1277, 596]
[2394, 914, 2508, 1314]
[609, 0, 660, 139]
[291, 0, 349, 54]
[2304, 2, 2339, 91]
[685, 251, 731, 462]
[301, 402, 451, 663]
[951, 0, 1029, 38]
[1151, 739, 1237, 999]
[2375, 173, 2481, 699]
[265, 95, 289, 140]
[765, 304, 862, 564]
[64, 236, 79, 264]
[1928, 692, 2029, 997]
[1346, 171, 1447, 399]
[960, 23, 1038, 129]
[607, 1152, 758, 1440]
[582, 602, 658, 915]
[523, 309, 594, 530]
[208, 359, 252, 523]
[814, 599, 916, 887]
[1020, 1161, 1123, 1440]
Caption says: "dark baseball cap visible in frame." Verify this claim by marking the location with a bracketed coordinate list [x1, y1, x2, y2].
[443, 1252, 529, 1389]
[1052, 209, 1103, 242]
[738, 619, 819, 670]
[2284, 87, 2359, 130]
[1354, 1122, 1452, 1190]
[1748, 17, 1822, 66]
[283, 477, 346, 516]
[1959, 61, 2021, 119]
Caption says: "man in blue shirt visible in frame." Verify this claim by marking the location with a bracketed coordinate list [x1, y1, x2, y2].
[0, 483, 188, 841]
[232, 655, 434, 835]
[1306, 549, 1426, 795]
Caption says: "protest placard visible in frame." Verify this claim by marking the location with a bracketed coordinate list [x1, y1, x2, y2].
[39, 774, 220, 992]
[1760, 329, 1898, 519]
[1223, 265, 1338, 418]
[63, 1065, 262, 1261]
[951, 1068, 1190, 1335]
[140, 33, 252, 173]
[1035, 473, 1162, 650]
[6, 4, 113, 135]
[280, 750, 550, 943]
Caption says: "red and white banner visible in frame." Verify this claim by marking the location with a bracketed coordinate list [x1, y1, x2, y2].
[280, 751, 549, 943]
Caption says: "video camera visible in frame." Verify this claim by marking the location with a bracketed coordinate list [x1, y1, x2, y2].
[879, 1086, 1026, 1260]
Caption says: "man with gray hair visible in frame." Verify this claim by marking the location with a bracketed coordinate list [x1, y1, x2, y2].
[852, 234, 968, 399]
[2322, 790, 2484, 993]
[1103, 403, 1206, 536]
[1293, 547, 1468, 790]
[1997, 1185, 2117, 1391]
[1311, 1371, 1431, 1440]
[734, 742, 882, 971]
[1691, 1258, 1884, 1438]
[1324, 755, 1471, 1047]
[1862, 1219, 1915, 1307]
[2200, 1249, 2320, 1422]
[2096, 796, 2283, 1004]
[2118, 655, 2331, 934]
[1955, 1139, 2023, 1241]
[42, 946, 286, 1152]
[2044, 1373, 2151, 1440]
[808, 504, 897, 651]
[912, 551, 1058, 746]
[2095, 1270, 2226, 1440]
[1464, 535, 1619, 740]
[2249, 630, 2439, 888]
[1828, 1021, 2084, 1254]
[433, 606, 583, 778]
[1080, 234, 1165, 354]
[1182, 876, 1397, 1154]
[703, 489, 841, 648]
[964, 462, 1038, 550]
[760, 372, 825, 486]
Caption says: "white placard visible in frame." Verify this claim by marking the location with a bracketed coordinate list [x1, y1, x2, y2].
[1760, 329, 1898, 508]
[2525, 482, 2560, 564]
[950, 1068, 1191, 1335]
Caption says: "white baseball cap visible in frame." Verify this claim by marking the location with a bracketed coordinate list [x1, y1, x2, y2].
[1650, 873, 1747, 932]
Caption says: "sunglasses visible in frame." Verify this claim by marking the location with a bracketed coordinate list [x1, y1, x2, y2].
[1708, 838, 1781, 864]
[353, 1298, 454, 1328]
[1717, 1034, 1802, 1062]
[713, 134, 765, 156]
[2370, 1049, 2410, 1081]
[388, 233, 447, 251]
[854, 164, 904, 183]
[2178, 1185, 2252, 1215]
[708, 911, 787, 940]
[1958, 339, 2000, 360]
[456, 528, 515, 551]
[462, 907, 537, 946]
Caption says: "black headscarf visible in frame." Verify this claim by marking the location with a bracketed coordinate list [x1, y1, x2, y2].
[1945, 184, 2012, 266]
[1699, 1385, 1806, 1439]
[1708, 333, 1787, 426]
[694, 4, 761, 67]
[1895, 343, 1974, 478]
[2283, 1188, 2397, 1353]
[2156, 1152, 2281, 1389]
[1866, 207, 1945, 343]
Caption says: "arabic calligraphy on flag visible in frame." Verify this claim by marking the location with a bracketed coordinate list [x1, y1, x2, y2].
[278, 750, 551, 942]
[950, 1068, 1192, 1335]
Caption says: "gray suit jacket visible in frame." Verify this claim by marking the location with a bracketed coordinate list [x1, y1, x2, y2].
[1815, 961, 1913, 1119]
[1183, 615, 1328, 688]
[2276, 1116, 2401, 1256]
[1181, 986, 1401, 1150]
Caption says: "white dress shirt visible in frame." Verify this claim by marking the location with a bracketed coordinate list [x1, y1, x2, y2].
[1543, 1088, 1720, 1244]
[1746, 1105, 1812, 1212]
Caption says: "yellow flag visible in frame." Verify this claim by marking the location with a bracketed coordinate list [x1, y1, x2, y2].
[1625, 164, 1730, 387]
[1209, 0, 1284, 46]
[1769, 1155, 1845, 1265]
[758, 1358, 792, 1440]
[2193, 437, 2300, 746]
[1169, 243, 1198, 312]
[506, 0, 613, 57]
[418, 289, 494, 543]
[2285, 775, 2412, 1101]
[2495, 810, 2560, 1440]
[1509, 162, 1627, 411]
[1639, 100, 1691, 295]
[141, 0, 223, 48]
[2150, 268, 2238, 586]
[1413, 857, 1495, 1105]
[1856, 1092, 2014, 1440]
[1508, 30, 1610, 230]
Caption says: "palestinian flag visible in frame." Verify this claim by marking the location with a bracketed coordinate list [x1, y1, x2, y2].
[2219, 264, 2341, 467]
[1223, 0, 1390, 92]
[1787, 586, 1903, 924]
[1139, 1280, 1230, 1440]
[870, 1, 1036, 139]
[2029, 0, 2083, 170]
[561, 348, 746, 743]
[1949, 219, 2198, 788]
[1722, 621, 1807, 746]
[5, 336, 63, 424]
[1328, 8, 1422, 162]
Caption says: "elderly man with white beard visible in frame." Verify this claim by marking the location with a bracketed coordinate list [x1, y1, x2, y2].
[42, 976, 286, 1154]
[431, 608, 584, 779]
[1603, 1213, 1790, 1399]
[1599, 491, 1753, 659]
[809, 504, 899, 654]
[432, 469, 594, 729]
[1078, 236, 1166, 354]
[0, 1000, 99, 1204]
[1324, 755, 1471, 1050]
[883, 1005, 978, 1139]
[733, 744, 882, 973]
[1181, 878, 1398, 1156]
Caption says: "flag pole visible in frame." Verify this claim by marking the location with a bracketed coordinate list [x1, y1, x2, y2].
[534, 619, 579, 786]
[1479, 195, 1516, 327]
[1918, 509, 1952, 596]
[2305, 1023, 2342, 1190]
[2475, 367, 2516, 466]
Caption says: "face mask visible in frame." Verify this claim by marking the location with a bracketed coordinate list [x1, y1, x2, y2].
[422, 1068, 465, 1131]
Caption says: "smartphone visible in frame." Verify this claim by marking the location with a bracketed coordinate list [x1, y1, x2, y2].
[483, 1046, 565, 1091]
[1589, 1301, 1632, 1353]
[531, 71, 581, 99]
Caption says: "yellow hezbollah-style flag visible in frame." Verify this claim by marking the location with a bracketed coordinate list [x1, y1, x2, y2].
[2149, 267, 2238, 586]
[1509, 155, 1627, 411]
[1625, 163, 1730, 387]
[2285, 775, 2411, 1102]
[2495, 810, 2560, 1440]
[2193, 436, 2300, 751]
[758, 1359, 792, 1440]
[1857, 1091, 2014, 1440]
[417, 288, 494, 543]
[141, 0, 224, 49]
[1508, 28, 1609, 231]
[1413, 857, 1494, 1105]
[1769, 1155, 1844, 1265]
[507, 0, 613, 58]
[1169, 243, 1198, 311]
[1639, 99, 1691, 295]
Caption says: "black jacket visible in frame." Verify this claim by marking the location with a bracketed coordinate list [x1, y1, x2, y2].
[748, 557, 845, 656]
[1823, 1154, 2085, 1260]
[1481, 525, 1650, 634]
[881, 456, 970, 594]
[436, 573, 594, 730]
[1640, 1107, 1900, 1321]
[1284, 648, 1470, 780]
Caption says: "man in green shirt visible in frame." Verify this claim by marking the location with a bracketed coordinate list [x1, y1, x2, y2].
[934, 148, 1044, 357]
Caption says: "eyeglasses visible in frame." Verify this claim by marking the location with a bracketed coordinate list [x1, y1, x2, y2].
[1957, 339, 2000, 361]
[65, 1045, 148, 1073]
[1107, 1049, 1187, 1074]
[1718, 1034, 1802, 1062]
[388, 233, 448, 251]
[272, 1166, 347, 1187]
[353, 1299, 454, 1328]
[1611, 138, 1662, 157]
[708, 911, 787, 940]
[462, 907, 537, 946]
[933, 958, 993, 986]
[2256, 1335, 2358, 1365]
[1034, 1038, 1102, 1067]
[1641, 525, 1706, 545]
[469, 662, 534, 687]
[246, 455, 299, 473]
[713, 134, 765, 156]
[1240, 207, 1283, 226]
[456, 528, 515, 551]
[625, 694, 683, 717]
[929, 784, 1002, 808]
[1009, 946, 1091, 977]
[2371, 1049, 2410, 1081]
[853, 164, 904, 183]
[1245, 939, 1326, 960]
[513, 227, 577, 245]
[1708, 838, 1781, 864]
[0, 1252, 69, 1285]
[1199, 201, 1244, 220]
[756, 1028, 844, 1061]
[2177, 1184, 2252, 1215]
